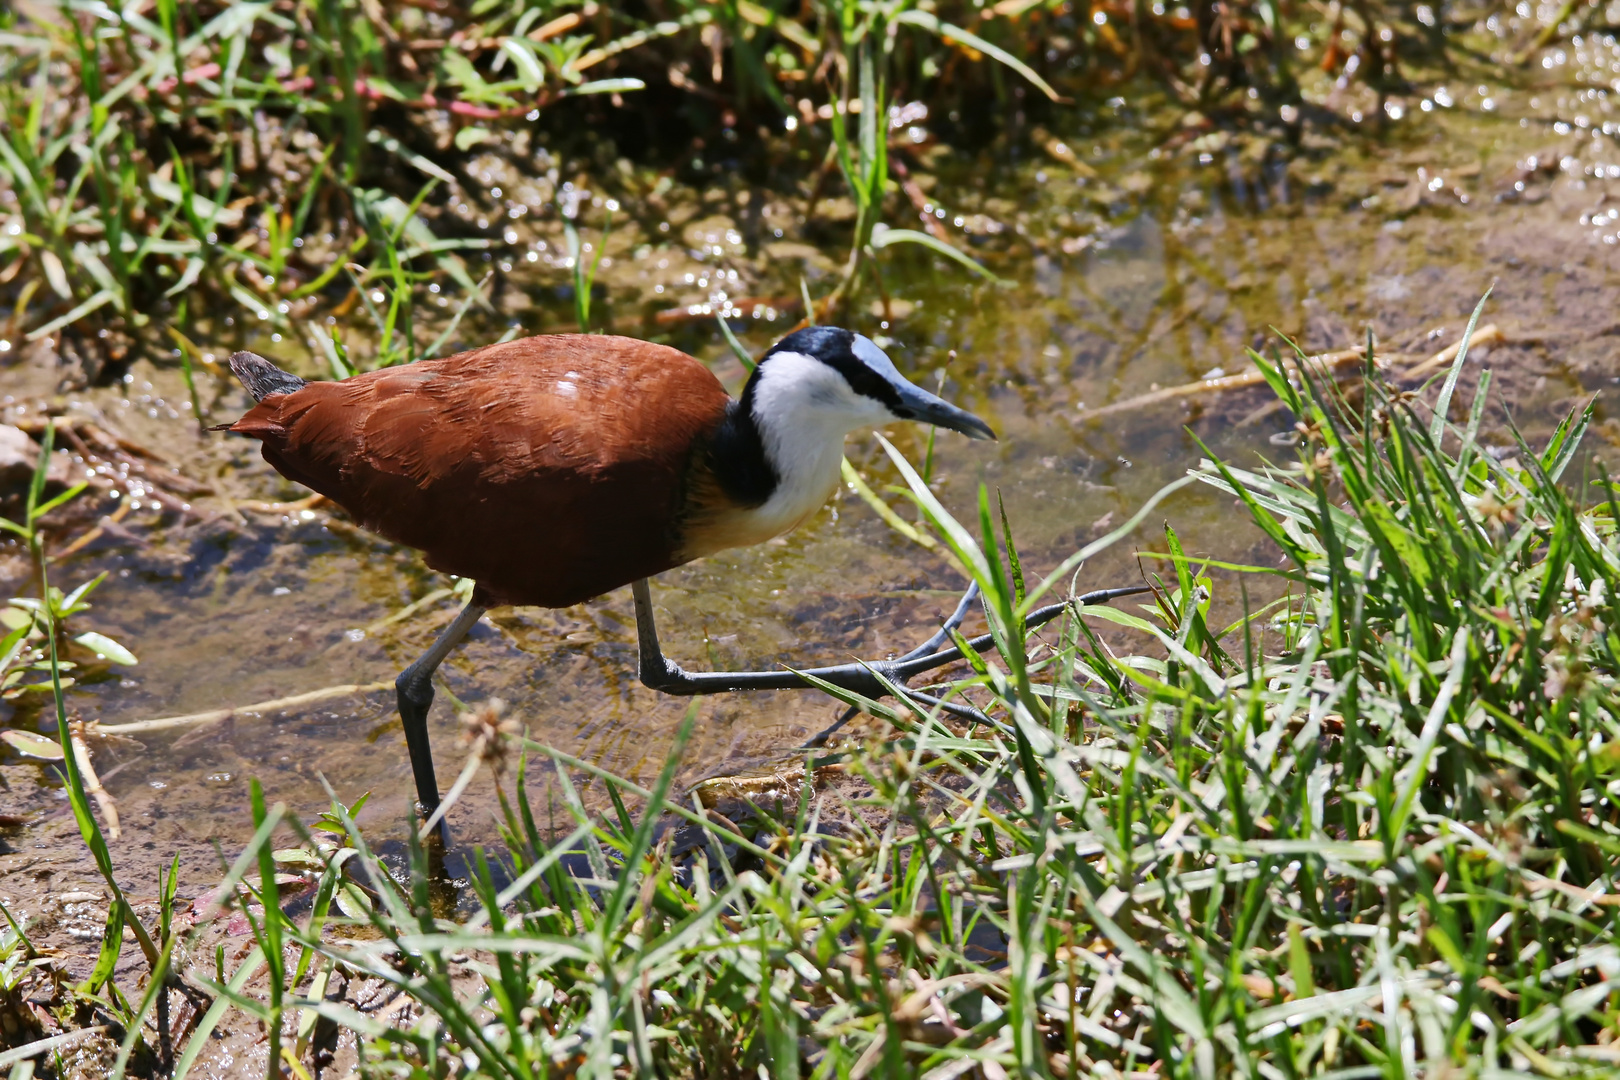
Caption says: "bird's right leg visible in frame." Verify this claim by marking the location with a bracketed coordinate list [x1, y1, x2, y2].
[396, 598, 487, 821]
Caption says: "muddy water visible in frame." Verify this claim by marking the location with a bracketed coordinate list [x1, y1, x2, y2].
[3, 85, 1620, 919]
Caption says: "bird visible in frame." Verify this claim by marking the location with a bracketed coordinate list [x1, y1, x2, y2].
[224, 327, 997, 821]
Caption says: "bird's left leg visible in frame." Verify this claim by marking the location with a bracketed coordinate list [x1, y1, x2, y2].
[396, 598, 487, 822]
[633, 577, 1150, 702]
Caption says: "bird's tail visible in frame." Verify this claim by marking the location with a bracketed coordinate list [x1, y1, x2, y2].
[229, 351, 307, 402]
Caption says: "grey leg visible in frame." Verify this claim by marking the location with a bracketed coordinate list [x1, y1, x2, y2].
[632, 576, 690, 692]
[397, 598, 487, 820]
[633, 577, 1151, 700]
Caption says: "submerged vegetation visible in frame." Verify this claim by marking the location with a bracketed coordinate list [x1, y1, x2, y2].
[6, 314, 1620, 1075]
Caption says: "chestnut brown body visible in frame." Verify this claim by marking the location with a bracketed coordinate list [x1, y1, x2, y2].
[230, 335, 731, 607]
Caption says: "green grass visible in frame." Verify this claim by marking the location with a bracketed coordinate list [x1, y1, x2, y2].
[0, 426, 176, 1074]
[7, 305, 1620, 1077]
[0, 1, 1563, 376]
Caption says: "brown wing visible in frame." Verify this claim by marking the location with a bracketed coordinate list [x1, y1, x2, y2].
[229, 335, 732, 607]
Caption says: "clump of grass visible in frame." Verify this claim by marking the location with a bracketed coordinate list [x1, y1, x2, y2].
[0, 426, 183, 1074]
[0, 2, 1569, 373]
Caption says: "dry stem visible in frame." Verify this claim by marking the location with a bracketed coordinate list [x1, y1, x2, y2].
[100, 681, 394, 734]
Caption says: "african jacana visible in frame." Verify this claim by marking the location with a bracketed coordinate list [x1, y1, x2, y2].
[225, 327, 1002, 818]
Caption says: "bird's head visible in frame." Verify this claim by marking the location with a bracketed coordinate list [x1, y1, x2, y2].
[741, 326, 995, 442]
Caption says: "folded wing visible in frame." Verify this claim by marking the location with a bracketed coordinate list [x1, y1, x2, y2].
[230, 335, 732, 607]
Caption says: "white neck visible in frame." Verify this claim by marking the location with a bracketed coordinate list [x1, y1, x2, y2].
[748, 352, 882, 535]
[679, 351, 891, 558]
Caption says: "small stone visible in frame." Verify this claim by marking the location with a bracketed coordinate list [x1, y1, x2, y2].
[0, 425, 72, 493]
[0, 425, 39, 489]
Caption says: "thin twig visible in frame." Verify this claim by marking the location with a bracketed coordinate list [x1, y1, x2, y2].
[50, 498, 133, 561]
[1085, 345, 1383, 418]
[10, 417, 211, 498]
[231, 493, 328, 515]
[100, 682, 393, 734]
[1398, 324, 1506, 380]
[364, 586, 455, 634]
[1085, 324, 1504, 419]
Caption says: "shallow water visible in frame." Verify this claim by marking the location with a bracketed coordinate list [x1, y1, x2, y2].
[3, 82, 1620, 901]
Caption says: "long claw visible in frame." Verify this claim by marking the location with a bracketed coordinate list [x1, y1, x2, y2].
[885, 584, 1153, 684]
[897, 582, 981, 664]
[899, 688, 1005, 732]
[801, 703, 860, 749]
[806, 582, 984, 744]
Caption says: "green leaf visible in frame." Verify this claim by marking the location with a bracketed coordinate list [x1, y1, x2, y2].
[271, 848, 326, 871]
[499, 37, 546, 90]
[716, 311, 757, 372]
[78, 899, 123, 994]
[1425, 926, 1469, 975]
[1430, 290, 1490, 445]
[26, 423, 54, 523]
[562, 77, 647, 96]
[0, 729, 64, 760]
[1287, 922, 1316, 999]
[948, 628, 990, 676]
[894, 11, 1062, 101]
[454, 126, 492, 152]
[334, 882, 373, 919]
[148, 173, 242, 227]
[75, 632, 136, 666]
[59, 572, 108, 615]
[875, 433, 992, 587]
[870, 226, 1005, 283]
[997, 491, 1026, 606]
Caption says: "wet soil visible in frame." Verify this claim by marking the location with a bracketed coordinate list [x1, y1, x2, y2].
[2, 82, 1620, 1072]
